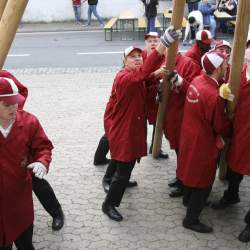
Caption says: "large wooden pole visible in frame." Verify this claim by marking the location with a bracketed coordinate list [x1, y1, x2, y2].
[0, 0, 28, 69]
[218, 0, 250, 179]
[152, 0, 186, 158]
[0, 0, 8, 20]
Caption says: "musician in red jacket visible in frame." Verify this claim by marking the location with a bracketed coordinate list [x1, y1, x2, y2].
[102, 26, 181, 222]
[185, 29, 213, 69]
[211, 48, 250, 242]
[0, 77, 53, 249]
[177, 51, 232, 233]
[164, 53, 201, 197]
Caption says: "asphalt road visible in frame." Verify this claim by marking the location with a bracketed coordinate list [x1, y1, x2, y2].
[5, 30, 146, 69]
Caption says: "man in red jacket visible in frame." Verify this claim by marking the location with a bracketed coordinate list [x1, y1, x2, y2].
[177, 51, 232, 233]
[185, 29, 213, 69]
[0, 77, 53, 249]
[211, 48, 250, 242]
[164, 53, 201, 197]
[102, 26, 181, 222]
[143, 32, 169, 159]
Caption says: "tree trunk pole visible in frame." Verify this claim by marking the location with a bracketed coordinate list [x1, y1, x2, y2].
[0, 0, 28, 69]
[218, 0, 250, 179]
[0, 0, 8, 20]
[152, 0, 186, 158]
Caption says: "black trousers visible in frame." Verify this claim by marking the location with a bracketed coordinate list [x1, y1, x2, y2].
[183, 186, 212, 224]
[0, 225, 35, 250]
[32, 177, 62, 218]
[223, 168, 243, 201]
[94, 134, 109, 162]
[104, 160, 136, 207]
[103, 159, 116, 183]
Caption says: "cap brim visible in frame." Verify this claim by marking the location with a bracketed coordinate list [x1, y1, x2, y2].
[0, 94, 24, 105]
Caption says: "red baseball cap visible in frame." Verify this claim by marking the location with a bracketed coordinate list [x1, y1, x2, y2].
[214, 40, 231, 50]
[196, 30, 213, 45]
[0, 77, 24, 105]
[144, 32, 160, 40]
[201, 51, 226, 74]
[123, 46, 142, 59]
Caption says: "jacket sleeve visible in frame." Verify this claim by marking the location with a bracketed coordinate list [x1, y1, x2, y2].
[212, 97, 233, 137]
[29, 117, 54, 171]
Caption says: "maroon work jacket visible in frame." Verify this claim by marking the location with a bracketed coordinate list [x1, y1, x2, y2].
[164, 53, 201, 150]
[227, 65, 250, 175]
[0, 111, 53, 247]
[104, 50, 164, 162]
[177, 73, 232, 188]
[142, 49, 165, 125]
[0, 70, 28, 109]
[185, 43, 203, 69]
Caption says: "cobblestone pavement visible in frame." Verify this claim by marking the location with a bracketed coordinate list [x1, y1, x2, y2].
[11, 67, 250, 250]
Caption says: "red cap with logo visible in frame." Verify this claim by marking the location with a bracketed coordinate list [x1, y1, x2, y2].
[0, 77, 24, 105]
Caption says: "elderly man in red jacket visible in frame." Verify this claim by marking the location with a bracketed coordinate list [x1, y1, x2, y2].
[177, 51, 232, 233]
[211, 48, 250, 242]
[102, 26, 181, 222]
[0, 77, 53, 249]
[164, 53, 201, 197]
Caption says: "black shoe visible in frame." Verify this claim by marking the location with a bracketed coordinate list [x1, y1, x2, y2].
[102, 202, 123, 221]
[168, 177, 179, 187]
[127, 180, 138, 188]
[169, 187, 184, 197]
[183, 200, 211, 207]
[52, 209, 64, 231]
[238, 226, 250, 242]
[94, 158, 110, 166]
[183, 218, 213, 233]
[211, 197, 240, 210]
[102, 179, 110, 193]
[158, 151, 169, 159]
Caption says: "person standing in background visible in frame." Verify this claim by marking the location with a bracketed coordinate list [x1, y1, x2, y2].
[186, 0, 201, 13]
[83, 0, 104, 27]
[72, 0, 83, 24]
[141, 0, 158, 33]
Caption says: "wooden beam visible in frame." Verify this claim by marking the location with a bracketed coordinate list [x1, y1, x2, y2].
[0, 0, 8, 20]
[152, 0, 186, 158]
[0, 0, 28, 69]
[218, 0, 250, 179]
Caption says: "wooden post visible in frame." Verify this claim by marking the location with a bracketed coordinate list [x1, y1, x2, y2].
[152, 0, 186, 158]
[0, 0, 28, 69]
[218, 0, 250, 179]
[0, 0, 8, 20]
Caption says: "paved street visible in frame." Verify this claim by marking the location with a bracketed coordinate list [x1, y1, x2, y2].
[8, 65, 250, 250]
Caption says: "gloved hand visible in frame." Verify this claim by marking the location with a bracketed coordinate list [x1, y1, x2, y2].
[156, 79, 163, 103]
[167, 70, 183, 87]
[27, 162, 47, 179]
[160, 26, 182, 48]
[219, 83, 234, 101]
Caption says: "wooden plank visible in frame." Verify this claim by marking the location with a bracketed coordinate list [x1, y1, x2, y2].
[104, 17, 118, 29]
